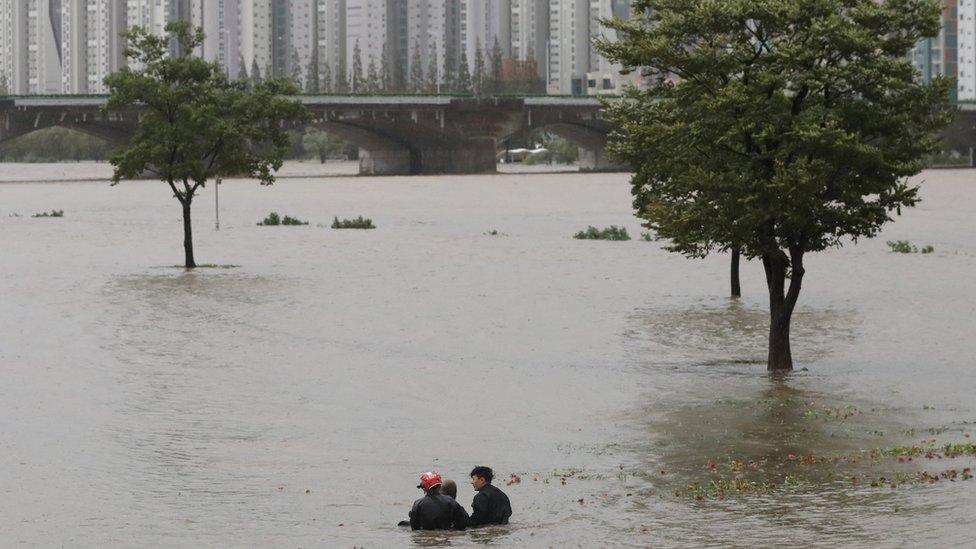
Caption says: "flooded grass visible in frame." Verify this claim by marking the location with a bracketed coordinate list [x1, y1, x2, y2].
[636, 390, 976, 503]
[32, 209, 64, 217]
[886, 240, 935, 254]
[573, 225, 631, 241]
[257, 212, 308, 226]
[331, 215, 375, 229]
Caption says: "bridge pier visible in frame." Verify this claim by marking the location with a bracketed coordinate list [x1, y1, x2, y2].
[415, 138, 498, 174]
[358, 138, 498, 175]
[359, 147, 412, 175]
[578, 146, 629, 173]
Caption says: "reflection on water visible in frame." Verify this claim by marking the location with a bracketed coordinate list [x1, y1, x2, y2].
[625, 299, 861, 368]
[616, 305, 975, 547]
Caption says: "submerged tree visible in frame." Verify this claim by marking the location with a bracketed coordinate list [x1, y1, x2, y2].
[597, 0, 951, 370]
[105, 21, 309, 268]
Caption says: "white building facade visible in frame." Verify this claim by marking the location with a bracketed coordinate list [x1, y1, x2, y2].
[344, 0, 389, 81]
[547, 0, 588, 94]
[960, 0, 975, 100]
[317, 0, 345, 78]
[510, 0, 546, 79]
[27, 0, 63, 93]
[1, 0, 32, 93]
[460, 0, 509, 67]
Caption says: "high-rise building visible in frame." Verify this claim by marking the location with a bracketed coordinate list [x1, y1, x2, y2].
[190, 0, 222, 62]
[910, 0, 958, 100]
[460, 0, 509, 68]
[284, 0, 314, 81]
[510, 0, 546, 80]
[584, 0, 637, 95]
[86, 0, 127, 92]
[239, 0, 272, 77]
[442, 0, 460, 75]
[126, 0, 168, 36]
[317, 0, 345, 80]
[344, 0, 392, 84]
[61, 0, 87, 93]
[959, 0, 976, 99]
[27, 0, 63, 93]
[547, 0, 588, 94]
[1, 0, 32, 94]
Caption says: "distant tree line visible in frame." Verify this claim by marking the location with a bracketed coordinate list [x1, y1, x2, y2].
[238, 37, 545, 95]
[0, 126, 355, 163]
[0, 127, 115, 162]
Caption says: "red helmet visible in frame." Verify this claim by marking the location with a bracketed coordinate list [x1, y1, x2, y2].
[418, 471, 442, 491]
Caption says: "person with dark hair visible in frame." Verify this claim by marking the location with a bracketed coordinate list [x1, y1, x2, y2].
[468, 466, 512, 526]
[405, 471, 468, 531]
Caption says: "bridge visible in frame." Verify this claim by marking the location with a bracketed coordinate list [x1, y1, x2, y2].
[0, 95, 625, 175]
[6, 95, 976, 174]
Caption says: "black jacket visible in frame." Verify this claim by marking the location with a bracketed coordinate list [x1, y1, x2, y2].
[468, 484, 512, 526]
[409, 492, 469, 531]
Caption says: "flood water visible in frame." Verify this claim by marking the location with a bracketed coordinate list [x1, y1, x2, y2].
[1, 162, 974, 547]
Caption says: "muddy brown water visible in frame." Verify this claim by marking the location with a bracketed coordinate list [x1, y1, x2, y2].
[1, 163, 974, 547]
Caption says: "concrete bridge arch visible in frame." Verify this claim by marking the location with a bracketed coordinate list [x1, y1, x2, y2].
[3, 95, 628, 174]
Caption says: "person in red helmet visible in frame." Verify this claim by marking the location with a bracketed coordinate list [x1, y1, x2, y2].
[407, 471, 469, 530]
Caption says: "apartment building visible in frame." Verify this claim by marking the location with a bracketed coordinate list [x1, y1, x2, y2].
[1, 0, 31, 93]
[547, 0, 588, 94]
[510, 0, 546, 80]
[910, 0, 958, 100]
[959, 0, 975, 99]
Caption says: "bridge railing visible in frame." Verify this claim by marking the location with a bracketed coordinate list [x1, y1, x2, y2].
[0, 92, 620, 100]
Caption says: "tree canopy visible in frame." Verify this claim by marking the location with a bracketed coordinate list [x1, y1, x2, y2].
[597, 0, 952, 369]
[104, 21, 309, 267]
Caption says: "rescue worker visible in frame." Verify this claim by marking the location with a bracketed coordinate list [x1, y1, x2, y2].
[440, 479, 458, 500]
[467, 466, 512, 526]
[407, 471, 469, 531]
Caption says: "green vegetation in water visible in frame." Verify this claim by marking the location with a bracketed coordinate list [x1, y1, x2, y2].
[331, 216, 375, 229]
[887, 240, 934, 254]
[32, 209, 64, 218]
[573, 225, 631, 241]
[675, 439, 975, 501]
[257, 212, 308, 226]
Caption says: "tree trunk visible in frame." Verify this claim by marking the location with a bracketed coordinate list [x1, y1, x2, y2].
[730, 246, 741, 298]
[762, 247, 805, 371]
[182, 199, 196, 268]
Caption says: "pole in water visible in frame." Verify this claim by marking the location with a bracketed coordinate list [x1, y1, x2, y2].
[215, 176, 221, 230]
